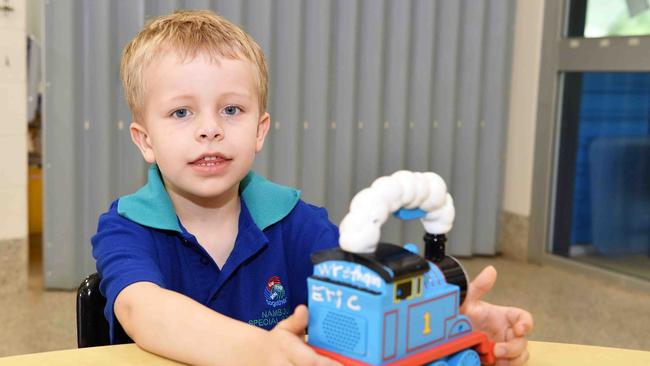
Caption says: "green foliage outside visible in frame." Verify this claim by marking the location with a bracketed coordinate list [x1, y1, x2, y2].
[585, 0, 650, 37]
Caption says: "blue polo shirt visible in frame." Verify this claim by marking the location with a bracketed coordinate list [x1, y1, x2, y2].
[91, 165, 339, 343]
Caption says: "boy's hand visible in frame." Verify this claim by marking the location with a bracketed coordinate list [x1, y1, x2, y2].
[268, 305, 343, 366]
[460, 266, 534, 366]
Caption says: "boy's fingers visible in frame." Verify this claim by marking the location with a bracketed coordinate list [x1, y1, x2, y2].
[494, 336, 528, 359]
[286, 339, 342, 366]
[512, 350, 530, 366]
[506, 307, 534, 336]
[465, 265, 497, 304]
[276, 305, 309, 335]
[276, 307, 342, 366]
[315, 355, 344, 366]
[495, 349, 529, 366]
[287, 341, 317, 365]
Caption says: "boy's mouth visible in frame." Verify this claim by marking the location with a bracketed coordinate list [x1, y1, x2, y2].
[190, 153, 232, 167]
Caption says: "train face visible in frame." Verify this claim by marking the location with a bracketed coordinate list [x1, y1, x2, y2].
[308, 243, 474, 365]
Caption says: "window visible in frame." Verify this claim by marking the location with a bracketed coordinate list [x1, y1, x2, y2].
[394, 276, 424, 303]
[533, 0, 650, 283]
[553, 72, 650, 281]
[583, 0, 650, 38]
[395, 280, 412, 301]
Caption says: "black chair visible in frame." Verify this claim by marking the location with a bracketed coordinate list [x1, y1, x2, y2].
[76, 272, 132, 347]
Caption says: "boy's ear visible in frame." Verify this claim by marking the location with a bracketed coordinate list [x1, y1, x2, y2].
[129, 122, 156, 163]
[255, 112, 271, 153]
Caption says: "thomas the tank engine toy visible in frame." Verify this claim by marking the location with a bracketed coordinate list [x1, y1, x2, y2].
[308, 171, 495, 366]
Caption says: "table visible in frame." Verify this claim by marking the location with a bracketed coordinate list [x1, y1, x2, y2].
[1, 341, 649, 365]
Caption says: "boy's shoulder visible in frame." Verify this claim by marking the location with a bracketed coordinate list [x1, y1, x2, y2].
[107, 164, 333, 234]
[238, 170, 301, 230]
[239, 171, 336, 233]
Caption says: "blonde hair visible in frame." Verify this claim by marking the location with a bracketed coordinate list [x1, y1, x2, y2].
[121, 10, 268, 120]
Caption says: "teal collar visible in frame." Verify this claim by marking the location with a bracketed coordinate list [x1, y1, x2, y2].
[117, 165, 300, 232]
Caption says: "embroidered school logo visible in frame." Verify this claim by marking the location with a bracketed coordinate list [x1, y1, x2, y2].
[264, 276, 287, 307]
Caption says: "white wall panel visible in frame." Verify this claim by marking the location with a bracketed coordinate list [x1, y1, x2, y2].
[0, 29, 26, 83]
[0, 186, 28, 241]
[0, 83, 26, 136]
[0, 0, 27, 247]
[0, 0, 25, 30]
[0, 134, 27, 187]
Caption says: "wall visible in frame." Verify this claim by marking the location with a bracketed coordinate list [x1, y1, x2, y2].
[0, 0, 28, 293]
[499, 0, 545, 260]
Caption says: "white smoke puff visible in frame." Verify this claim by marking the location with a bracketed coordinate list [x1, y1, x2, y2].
[339, 211, 381, 253]
[340, 170, 454, 253]
[419, 172, 448, 212]
[370, 176, 403, 212]
[421, 194, 455, 234]
[409, 172, 431, 209]
[349, 188, 390, 224]
[392, 170, 417, 208]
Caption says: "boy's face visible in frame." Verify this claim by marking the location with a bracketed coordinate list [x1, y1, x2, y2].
[130, 50, 270, 202]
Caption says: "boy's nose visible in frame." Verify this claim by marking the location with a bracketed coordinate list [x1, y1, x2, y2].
[197, 121, 224, 141]
[199, 131, 223, 140]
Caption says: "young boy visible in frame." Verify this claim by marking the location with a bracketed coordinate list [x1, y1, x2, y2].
[92, 10, 533, 366]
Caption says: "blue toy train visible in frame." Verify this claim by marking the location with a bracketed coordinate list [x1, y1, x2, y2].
[307, 211, 495, 366]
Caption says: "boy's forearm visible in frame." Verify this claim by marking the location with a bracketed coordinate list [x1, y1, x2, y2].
[115, 282, 267, 366]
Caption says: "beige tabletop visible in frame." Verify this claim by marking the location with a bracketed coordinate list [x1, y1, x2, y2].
[1, 341, 649, 365]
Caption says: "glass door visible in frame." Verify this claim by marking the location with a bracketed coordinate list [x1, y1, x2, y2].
[550, 0, 650, 281]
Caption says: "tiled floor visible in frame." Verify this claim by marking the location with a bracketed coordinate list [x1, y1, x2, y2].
[573, 253, 650, 282]
[1, 250, 649, 357]
[0, 252, 76, 357]
[460, 256, 650, 352]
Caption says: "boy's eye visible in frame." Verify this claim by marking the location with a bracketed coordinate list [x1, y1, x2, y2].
[222, 105, 242, 116]
[172, 108, 190, 118]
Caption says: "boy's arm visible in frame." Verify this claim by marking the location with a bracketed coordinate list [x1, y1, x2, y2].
[94, 203, 339, 365]
[286, 202, 340, 307]
[116, 281, 341, 366]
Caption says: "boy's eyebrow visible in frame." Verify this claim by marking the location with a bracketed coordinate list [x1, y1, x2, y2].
[165, 92, 253, 102]
[218, 91, 254, 100]
[166, 94, 196, 101]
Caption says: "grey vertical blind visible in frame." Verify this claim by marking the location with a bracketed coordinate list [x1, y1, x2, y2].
[44, 0, 515, 288]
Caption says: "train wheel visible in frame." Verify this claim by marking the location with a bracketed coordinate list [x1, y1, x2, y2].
[445, 349, 480, 366]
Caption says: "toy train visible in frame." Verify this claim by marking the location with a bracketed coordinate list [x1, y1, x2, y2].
[307, 171, 495, 366]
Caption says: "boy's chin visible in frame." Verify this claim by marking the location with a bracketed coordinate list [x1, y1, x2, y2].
[193, 181, 240, 200]
[165, 178, 238, 204]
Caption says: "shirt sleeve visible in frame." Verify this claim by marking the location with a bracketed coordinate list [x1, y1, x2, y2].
[91, 200, 166, 343]
[284, 200, 340, 307]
